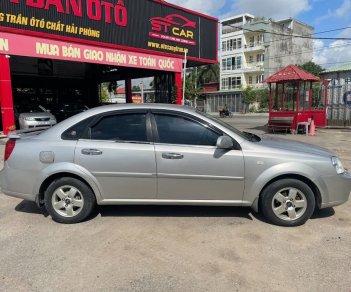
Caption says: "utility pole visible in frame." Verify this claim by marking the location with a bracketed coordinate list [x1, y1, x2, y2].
[182, 50, 187, 105]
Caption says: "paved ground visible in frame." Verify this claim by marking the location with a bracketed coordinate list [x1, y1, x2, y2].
[0, 115, 350, 292]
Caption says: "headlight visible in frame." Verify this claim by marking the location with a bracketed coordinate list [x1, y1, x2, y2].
[24, 117, 35, 121]
[331, 157, 345, 174]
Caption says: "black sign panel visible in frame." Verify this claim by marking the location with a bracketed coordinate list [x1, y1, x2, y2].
[0, 0, 217, 62]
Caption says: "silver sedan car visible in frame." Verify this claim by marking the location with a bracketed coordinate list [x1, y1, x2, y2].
[17, 104, 57, 129]
[1, 104, 350, 226]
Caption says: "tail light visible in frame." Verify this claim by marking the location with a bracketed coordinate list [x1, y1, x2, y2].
[4, 139, 16, 161]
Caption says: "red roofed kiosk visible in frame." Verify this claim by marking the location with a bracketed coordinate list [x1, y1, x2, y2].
[264, 64, 327, 133]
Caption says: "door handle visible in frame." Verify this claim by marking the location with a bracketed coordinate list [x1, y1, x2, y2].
[162, 152, 184, 159]
[81, 149, 103, 155]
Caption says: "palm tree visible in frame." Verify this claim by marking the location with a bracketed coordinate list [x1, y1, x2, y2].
[197, 64, 219, 86]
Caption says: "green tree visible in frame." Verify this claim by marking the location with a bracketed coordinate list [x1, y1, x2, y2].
[171, 85, 178, 104]
[298, 61, 324, 77]
[184, 74, 202, 101]
[256, 88, 269, 110]
[99, 83, 110, 103]
[197, 64, 219, 85]
[242, 86, 257, 113]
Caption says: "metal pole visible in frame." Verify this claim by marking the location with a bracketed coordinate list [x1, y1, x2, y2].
[140, 81, 144, 103]
[182, 50, 187, 105]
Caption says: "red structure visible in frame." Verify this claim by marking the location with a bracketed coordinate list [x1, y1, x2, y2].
[265, 64, 327, 132]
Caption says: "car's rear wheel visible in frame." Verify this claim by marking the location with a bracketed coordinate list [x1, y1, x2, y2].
[260, 179, 315, 227]
[44, 177, 96, 224]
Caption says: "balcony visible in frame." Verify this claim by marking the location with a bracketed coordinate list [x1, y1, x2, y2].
[243, 42, 265, 52]
[242, 63, 264, 73]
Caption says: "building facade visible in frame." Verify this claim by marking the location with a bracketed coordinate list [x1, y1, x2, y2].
[219, 13, 314, 96]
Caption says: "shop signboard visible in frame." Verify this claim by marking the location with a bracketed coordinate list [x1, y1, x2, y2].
[0, 0, 218, 63]
[0, 31, 183, 72]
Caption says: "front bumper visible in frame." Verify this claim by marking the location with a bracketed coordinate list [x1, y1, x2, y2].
[319, 171, 351, 208]
[19, 120, 56, 129]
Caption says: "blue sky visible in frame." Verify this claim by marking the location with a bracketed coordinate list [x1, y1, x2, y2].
[167, 0, 351, 69]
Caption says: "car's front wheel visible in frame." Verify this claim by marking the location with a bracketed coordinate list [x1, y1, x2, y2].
[260, 179, 315, 227]
[44, 177, 96, 224]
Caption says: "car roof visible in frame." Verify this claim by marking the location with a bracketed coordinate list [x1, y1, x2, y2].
[28, 103, 248, 144]
[39, 104, 194, 135]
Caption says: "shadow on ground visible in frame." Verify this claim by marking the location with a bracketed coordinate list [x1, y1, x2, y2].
[311, 207, 335, 219]
[14, 200, 254, 222]
[98, 205, 253, 220]
[15, 200, 48, 216]
[14, 200, 335, 224]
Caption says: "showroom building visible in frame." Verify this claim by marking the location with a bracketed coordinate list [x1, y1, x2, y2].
[0, 0, 218, 133]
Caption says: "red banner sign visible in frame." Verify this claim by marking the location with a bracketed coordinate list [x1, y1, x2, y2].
[0, 32, 183, 72]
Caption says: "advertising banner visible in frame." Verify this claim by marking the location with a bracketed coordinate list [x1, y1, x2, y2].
[0, 0, 217, 63]
[0, 31, 183, 72]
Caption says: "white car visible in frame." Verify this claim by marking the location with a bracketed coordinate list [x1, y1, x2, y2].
[17, 104, 57, 129]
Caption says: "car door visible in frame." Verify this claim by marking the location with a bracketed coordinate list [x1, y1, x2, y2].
[152, 111, 245, 201]
[74, 110, 157, 200]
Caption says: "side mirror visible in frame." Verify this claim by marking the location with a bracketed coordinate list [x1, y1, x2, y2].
[216, 136, 233, 149]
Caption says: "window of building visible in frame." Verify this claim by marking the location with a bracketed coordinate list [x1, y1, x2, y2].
[256, 34, 264, 44]
[222, 78, 229, 89]
[248, 56, 254, 64]
[222, 41, 226, 52]
[229, 39, 233, 51]
[224, 37, 242, 51]
[236, 56, 242, 69]
[256, 75, 264, 84]
[227, 58, 232, 70]
[248, 76, 253, 85]
[222, 56, 242, 71]
[231, 77, 242, 89]
[237, 38, 242, 49]
[256, 54, 264, 62]
[221, 77, 241, 90]
[249, 36, 254, 47]
[222, 59, 226, 71]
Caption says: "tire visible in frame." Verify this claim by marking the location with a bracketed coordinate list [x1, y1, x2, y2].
[260, 179, 315, 227]
[44, 177, 96, 224]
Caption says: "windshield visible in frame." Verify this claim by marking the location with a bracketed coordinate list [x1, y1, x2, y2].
[17, 104, 45, 113]
[197, 111, 261, 142]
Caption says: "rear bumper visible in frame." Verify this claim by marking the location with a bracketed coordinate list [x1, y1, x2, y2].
[0, 188, 37, 202]
[0, 169, 37, 202]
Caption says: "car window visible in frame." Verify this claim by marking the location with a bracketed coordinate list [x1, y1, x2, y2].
[61, 116, 95, 140]
[197, 110, 249, 140]
[16, 104, 44, 113]
[90, 113, 147, 142]
[154, 114, 220, 146]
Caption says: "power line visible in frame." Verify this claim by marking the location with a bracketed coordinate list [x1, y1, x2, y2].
[221, 21, 351, 47]
[313, 26, 351, 35]
[220, 41, 351, 65]
[221, 59, 351, 75]
[219, 21, 351, 64]
[242, 26, 351, 41]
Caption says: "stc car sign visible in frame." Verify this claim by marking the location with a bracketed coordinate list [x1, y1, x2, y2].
[0, 0, 217, 62]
